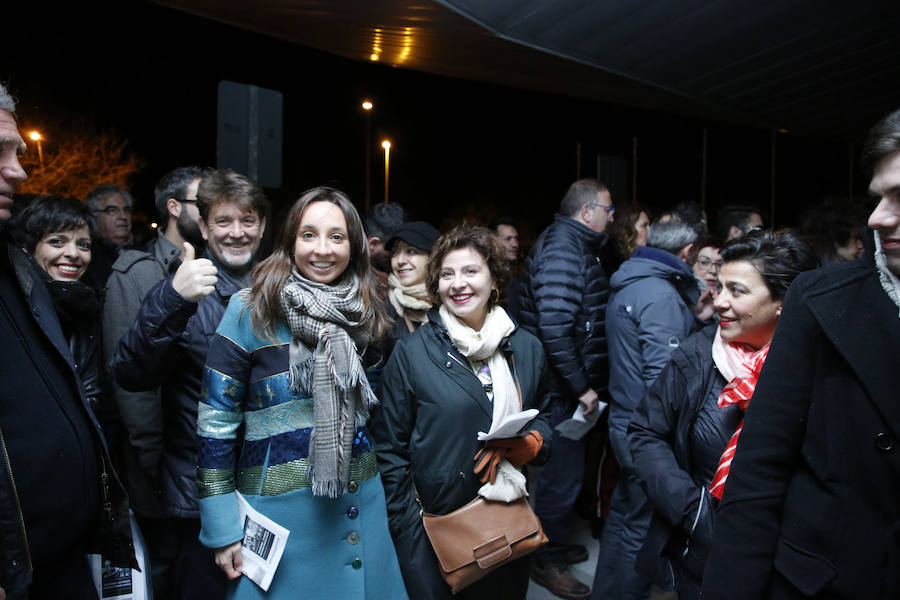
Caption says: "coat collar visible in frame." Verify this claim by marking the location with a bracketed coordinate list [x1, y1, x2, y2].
[806, 262, 900, 437]
[422, 309, 515, 419]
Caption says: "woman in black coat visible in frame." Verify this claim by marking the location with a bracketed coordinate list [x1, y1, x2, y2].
[628, 231, 817, 599]
[371, 225, 553, 600]
[15, 196, 117, 436]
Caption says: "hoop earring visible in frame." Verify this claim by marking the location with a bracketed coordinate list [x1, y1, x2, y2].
[490, 288, 500, 304]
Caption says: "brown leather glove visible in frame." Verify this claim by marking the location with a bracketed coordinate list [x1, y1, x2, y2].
[487, 430, 543, 468]
[473, 430, 544, 484]
[473, 447, 504, 484]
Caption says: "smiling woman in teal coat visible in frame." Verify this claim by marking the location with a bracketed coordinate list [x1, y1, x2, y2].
[197, 187, 407, 599]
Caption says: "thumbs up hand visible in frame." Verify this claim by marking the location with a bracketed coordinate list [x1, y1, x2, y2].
[172, 242, 218, 302]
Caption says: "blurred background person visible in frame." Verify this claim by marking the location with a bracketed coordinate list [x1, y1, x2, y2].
[373, 225, 552, 599]
[85, 183, 135, 288]
[799, 197, 867, 265]
[688, 234, 725, 292]
[716, 205, 764, 241]
[628, 231, 818, 599]
[383, 221, 440, 350]
[607, 204, 651, 269]
[492, 216, 524, 322]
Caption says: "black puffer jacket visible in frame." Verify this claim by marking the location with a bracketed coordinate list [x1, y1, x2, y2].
[519, 214, 610, 399]
[627, 325, 739, 592]
[371, 310, 553, 599]
[111, 254, 249, 518]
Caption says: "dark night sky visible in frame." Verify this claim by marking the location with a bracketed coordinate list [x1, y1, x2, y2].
[6, 0, 870, 245]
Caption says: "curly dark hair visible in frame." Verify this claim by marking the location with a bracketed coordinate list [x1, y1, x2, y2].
[720, 230, 819, 302]
[426, 224, 510, 305]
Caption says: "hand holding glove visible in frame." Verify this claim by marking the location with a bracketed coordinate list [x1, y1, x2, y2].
[473, 430, 543, 484]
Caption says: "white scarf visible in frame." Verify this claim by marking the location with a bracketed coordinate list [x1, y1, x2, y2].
[874, 232, 900, 316]
[439, 304, 528, 502]
[387, 273, 431, 323]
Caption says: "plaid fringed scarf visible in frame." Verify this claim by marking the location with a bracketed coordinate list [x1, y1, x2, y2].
[280, 270, 377, 498]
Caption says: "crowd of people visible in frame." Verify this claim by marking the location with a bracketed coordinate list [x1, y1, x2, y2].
[1, 79, 899, 600]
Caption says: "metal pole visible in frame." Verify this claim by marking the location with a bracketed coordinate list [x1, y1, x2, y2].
[364, 112, 372, 210]
[770, 130, 776, 226]
[384, 144, 390, 203]
[576, 142, 581, 180]
[701, 128, 708, 211]
[632, 136, 638, 204]
[848, 142, 854, 201]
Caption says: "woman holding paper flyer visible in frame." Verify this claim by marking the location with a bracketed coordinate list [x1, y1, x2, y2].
[196, 187, 407, 598]
[371, 225, 553, 599]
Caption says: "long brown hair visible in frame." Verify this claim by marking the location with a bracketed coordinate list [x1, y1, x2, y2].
[246, 187, 389, 340]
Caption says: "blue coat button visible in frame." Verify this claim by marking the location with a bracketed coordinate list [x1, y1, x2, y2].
[347, 506, 359, 519]
[348, 532, 360, 545]
[351, 557, 362, 569]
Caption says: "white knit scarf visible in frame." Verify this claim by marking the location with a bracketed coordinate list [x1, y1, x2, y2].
[439, 304, 528, 502]
[387, 273, 431, 323]
[874, 231, 900, 316]
[280, 270, 377, 498]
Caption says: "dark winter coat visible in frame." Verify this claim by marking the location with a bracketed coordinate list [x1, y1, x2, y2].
[702, 259, 900, 599]
[606, 245, 702, 433]
[111, 253, 248, 518]
[0, 239, 135, 598]
[370, 310, 553, 599]
[102, 233, 181, 518]
[628, 324, 736, 594]
[518, 214, 610, 401]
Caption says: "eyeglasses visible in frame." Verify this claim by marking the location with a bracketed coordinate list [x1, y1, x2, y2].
[589, 203, 615, 215]
[175, 198, 198, 205]
[696, 257, 724, 270]
[93, 205, 133, 216]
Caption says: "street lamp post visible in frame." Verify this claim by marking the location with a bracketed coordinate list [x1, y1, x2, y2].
[381, 140, 391, 203]
[29, 131, 43, 168]
[362, 100, 373, 210]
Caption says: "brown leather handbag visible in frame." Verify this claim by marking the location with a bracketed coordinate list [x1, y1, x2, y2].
[421, 495, 549, 594]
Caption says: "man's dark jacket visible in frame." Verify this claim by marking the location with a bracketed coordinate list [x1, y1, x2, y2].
[0, 237, 135, 598]
[702, 258, 900, 599]
[518, 214, 610, 400]
[111, 254, 247, 518]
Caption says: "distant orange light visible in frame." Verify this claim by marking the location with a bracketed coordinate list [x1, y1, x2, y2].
[150, 222, 158, 229]
[370, 53, 379, 61]
[29, 131, 41, 141]
[362, 100, 373, 111]
[381, 140, 391, 150]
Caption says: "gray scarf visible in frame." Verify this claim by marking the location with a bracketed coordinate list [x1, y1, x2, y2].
[875, 232, 900, 317]
[280, 269, 377, 497]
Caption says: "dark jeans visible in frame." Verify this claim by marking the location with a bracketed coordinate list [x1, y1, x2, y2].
[591, 427, 670, 600]
[135, 515, 227, 600]
[533, 397, 587, 565]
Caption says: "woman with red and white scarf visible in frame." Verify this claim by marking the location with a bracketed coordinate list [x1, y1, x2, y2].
[626, 230, 818, 600]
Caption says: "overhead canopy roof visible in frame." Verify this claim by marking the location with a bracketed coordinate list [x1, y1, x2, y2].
[154, 0, 900, 140]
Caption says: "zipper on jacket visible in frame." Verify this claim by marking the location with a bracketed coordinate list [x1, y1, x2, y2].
[446, 351, 469, 371]
[0, 425, 33, 573]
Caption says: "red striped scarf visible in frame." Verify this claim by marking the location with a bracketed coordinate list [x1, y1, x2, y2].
[709, 330, 770, 499]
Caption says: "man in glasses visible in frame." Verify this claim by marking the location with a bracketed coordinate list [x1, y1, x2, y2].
[520, 178, 615, 599]
[102, 166, 204, 597]
[85, 183, 135, 287]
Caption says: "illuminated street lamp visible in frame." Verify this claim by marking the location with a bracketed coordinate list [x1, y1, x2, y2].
[362, 100, 374, 209]
[381, 140, 391, 203]
[29, 131, 44, 168]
